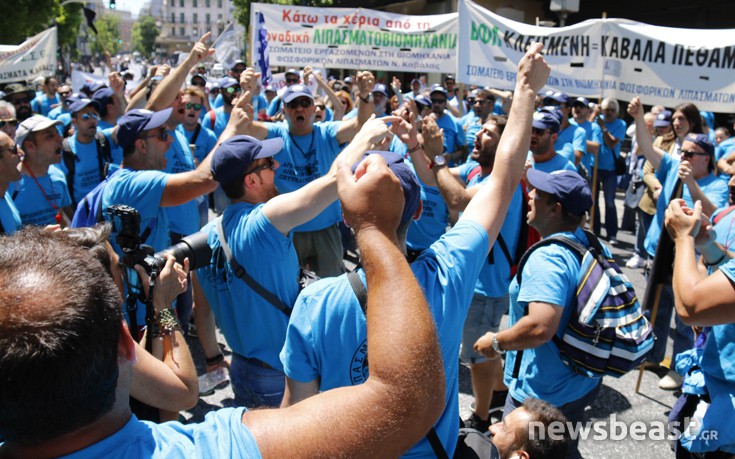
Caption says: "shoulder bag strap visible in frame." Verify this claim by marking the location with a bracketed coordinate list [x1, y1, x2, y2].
[347, 270, 368, 314]
[215, 217, 292, 317]
[190, 123, 202, 145]
[61, 139, 76, 200]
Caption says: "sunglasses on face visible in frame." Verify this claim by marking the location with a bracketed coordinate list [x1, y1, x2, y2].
[58, 91, 72, 97]
[224, 86, 241, 95]
[9, 97, 31, 105]
[142, 128, 169, 142]
[315, 104, 326, 110]
[192, 81, 206, 87]
[79, 113, 100, 121]
[532, 128, 549, 136]
[286, 78, 299, 84]
[245, 157, 276, 175]
[286, 98, 313, 109]
[681, 150, 709, 158]
[0, 118, 18, 128]
[474, 99, 492, 105]
[431, 99, 446, 105]
[0, 143, 18, 155]
[186, 103, 203, 110]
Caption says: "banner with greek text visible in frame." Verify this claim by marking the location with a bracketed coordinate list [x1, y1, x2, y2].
[250, 3, 457, 73]
[0, 28, 58, 84]
[458, 0, 735, 112]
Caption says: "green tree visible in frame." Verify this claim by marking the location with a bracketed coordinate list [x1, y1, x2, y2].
[132, 15, 160, 58]
[90, 13, 121, 56]
[0, 0, 80, 50]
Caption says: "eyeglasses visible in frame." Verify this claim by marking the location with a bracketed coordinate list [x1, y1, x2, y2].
[0, 119, 18, 128]
[186, 103, 203, 110]
[0, 144, 18, 155]
[224, 86, 241, 95]
[474, 99, 493, 105]
[141, 128, 169, 142]
[9, 97, 31, 105]
[431, 98, 446, 105]
[79, 113, 100, 121]
[532, 128, 549, 136]
[286, 78, 299, 84]
[681, 150, 709, 158]
[315, 104, 326, 110]
[286, 98, 313, 109]
[245, 157, 276, 175]
[58, 90, 72, 97]
[191, 81, 206, 87]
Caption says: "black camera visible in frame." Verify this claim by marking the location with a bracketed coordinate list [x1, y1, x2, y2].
[107, 204, 211, 276]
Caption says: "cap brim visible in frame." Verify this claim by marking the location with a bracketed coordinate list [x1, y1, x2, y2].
[526, 168, 555, 195]
[32, 119, 63, 132]
[255, 137, 284, 159]
[71, 100, 102, 114]
[283, 91, 313, 104]
[532, 120, 550, 130]
[653, 121, 670, 128]
[143, 108, 173, 131]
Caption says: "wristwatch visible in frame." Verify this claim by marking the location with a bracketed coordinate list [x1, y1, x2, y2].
[492, 334, 505, 354]
[429, 155, 447, 170]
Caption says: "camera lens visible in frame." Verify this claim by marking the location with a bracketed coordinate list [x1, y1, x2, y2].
[156, 231, 211, 271]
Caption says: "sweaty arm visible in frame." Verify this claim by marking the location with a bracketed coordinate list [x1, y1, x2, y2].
[495, 301, 563, 350]
[281, 377, 320, 407]
[336, 71, 375, 144]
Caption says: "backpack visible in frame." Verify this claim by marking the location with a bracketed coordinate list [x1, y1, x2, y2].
[513, 230, 654, 379]
[713, 205, 735, 225]
[70, 167, 119, 228]
[62, 132, 113, 206]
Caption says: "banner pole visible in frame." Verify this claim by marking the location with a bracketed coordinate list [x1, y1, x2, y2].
[591, 12, 608, 231]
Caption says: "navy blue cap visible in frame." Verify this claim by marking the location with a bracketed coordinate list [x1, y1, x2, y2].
[654, 110, 672, 128]
[218, 77, 239, 89]
[211, 135, 284, 186]
[532, 108, 561, 133]
[527, 169, 592, 216]
[684, 133, 714, 157]
[372, 84, 388, 97]
[88, 81, 107, 94]
[444, 74, 456, 81]
[63, 92, 83, 105]
[230, 60, 247, 70]
[543, 91, 570, 106]
[117, 108, 173, 150]
[572, 97, 590, 108]
[285, 68, 300, 78]
[414, 95, 431, 109]
[282, 84, 313, 104]
[352, 151, 421, 225]
[92, 87, 115, 108]
[69, 98, 101, 114]
[430, 85, 448, 98]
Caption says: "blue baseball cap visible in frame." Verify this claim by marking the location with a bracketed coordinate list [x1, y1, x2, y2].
[532, 108, 561, 133]
[218, 77, 239, 89]
[372, 84, 388, 97]
[282, 84, 313, 104]
[430, 85, 449, 98]
[211, 135, 284, 186]
[414, 95, 431, 109]
[92, 87, 115, 108]
[285, 68, 300, 78]
[653, 110, 672, 128]
[543, 91, 570, 106]
[572, 97, 590, 108]
[69, 98, 101, 115]
[684, 133, 715, 157]
[117, 108, 173, 150]
[527, 169, 592, 216]
[352, 151, 421, 225]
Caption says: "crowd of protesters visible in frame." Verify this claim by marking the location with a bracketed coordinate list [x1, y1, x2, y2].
[0, 34, 733, 459]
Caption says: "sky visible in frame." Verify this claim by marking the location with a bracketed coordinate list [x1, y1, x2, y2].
[113, 0, 146, 17]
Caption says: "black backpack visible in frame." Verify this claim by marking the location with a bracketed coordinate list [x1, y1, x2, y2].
[61, 132, 112, 205]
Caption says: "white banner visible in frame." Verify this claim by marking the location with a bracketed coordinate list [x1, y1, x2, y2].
[0, 27, 58, 84]
[458, 0, 735, 112]
[251, 3, 457, 73]
[70, 69, 107, 93]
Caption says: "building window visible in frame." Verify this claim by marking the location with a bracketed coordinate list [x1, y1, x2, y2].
[180, 26, 185, 36]
[217, 0, 222, 8]
[193, 13, 198, 24]
[179, 0, 184, 7]
[180, 12, 185, 23]
[206, 13, 211, 25]
[217, 13, 222, 20]
[172, 26, 176, 36]
[171, 12, 175, 23]
[193, 0, 197, 6]
[205, 0, 210, 7]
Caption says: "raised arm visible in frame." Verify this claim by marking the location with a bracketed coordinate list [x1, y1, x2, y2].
[627, 97, 665, 169]
[244, 155, 444, 458]
[306, 67, 345, 121]
[336, 71, 375, 144]
[460, 42, 550, 247]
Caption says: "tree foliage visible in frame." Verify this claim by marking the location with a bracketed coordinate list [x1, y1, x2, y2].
[0, 0, 80, 48]
[90, 13, 121, 56]
[132, 15, 160, 58]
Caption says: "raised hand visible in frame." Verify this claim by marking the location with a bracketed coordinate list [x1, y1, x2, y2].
[515, 42, 550, 94]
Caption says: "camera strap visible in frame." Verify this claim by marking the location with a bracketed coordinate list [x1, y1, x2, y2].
[214, 217, 292, 317]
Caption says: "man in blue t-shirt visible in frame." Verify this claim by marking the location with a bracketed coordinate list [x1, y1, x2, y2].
[543, 92, 586, 167]
[476, 169, 601, 459]
[12, 115, 73, 226]
[238, 68, 375, 277]
[429, 85, 467, 166]
[279, 44, 550, 458]
[0, 178, 445, 459]
[195, 116, 401, 409]
[570, 97, 602, 181]
[527, 108, 575, 176]
[0, 132, 22, 234]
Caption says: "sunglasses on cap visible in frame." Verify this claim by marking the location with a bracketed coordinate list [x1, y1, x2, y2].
[186, 103, 203, 110]
[0, 143, 18, 155]
[141, 127, 169, 142]
[79, 113, 100, 121]
[681, 150, 709, 158]
[224, 86, 241, 95]
[286, 98, 313, 109]
[0, 118, 18, 128]
[245, 157, 276, 175]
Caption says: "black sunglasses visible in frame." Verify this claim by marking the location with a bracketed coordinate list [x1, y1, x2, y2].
[245, 157, 276, 175]
[141, 128, 169, 142]
[0, 118, 19, 128]
[431, 98, 446, 105]
[9, 96, 31, 105]
[681, 150, 709, 158]
[192, 81, 206, 87]
[286, 98, 313, 109]
[186, 103, 203, 110]
[532, 128, 549, 136]
[286, 78, 300, 84]
[315, 104, 326, 110]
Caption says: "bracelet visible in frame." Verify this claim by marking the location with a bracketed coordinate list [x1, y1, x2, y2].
[359, 94, 371, 103]
[205, 353, 225, 365]
[704, 249, 727, 268]
[407, 143, 422, 153]
[152, 308, 180, 339]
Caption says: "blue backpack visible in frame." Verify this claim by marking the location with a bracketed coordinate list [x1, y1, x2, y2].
[70, 167, 119, 228]
[513, 230, 654, 379]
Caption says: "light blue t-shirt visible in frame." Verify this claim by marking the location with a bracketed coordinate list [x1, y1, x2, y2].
[56, 133, 106, 204]
[266, 122, 343, 232]
[555, 123, 587, 165]
[644, 154, 729, 257]
[9, 168, 72, 226]
[405, 160, 449, 251]
[177, 123, 218, 165]
[571, 119, 603, 173]
[198, 202, 299, 370]
[267, 95, 283, 117]
[715, 137, 735, 162]
[461, 113, 482, 148]
[504, 228, 602, 407]
[57, 408, 261, 458]
[102, 168, 171, 254]
[98, 123, 124, 166]
[202, 108, 230, 139]
[436, 113, 466, 166]
[163, 129, 200, 236]
[32, 94, 59, 117]
[281, 220, 489, 458]
[0, 192, 21, 234]
[598, 118, 627, 172]
[712, 205, 735, 250]
[530, 152, 576, 173]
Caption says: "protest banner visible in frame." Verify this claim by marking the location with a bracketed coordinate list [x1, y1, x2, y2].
[251, 3, 457, 74]
[0, 28, 58, 84]
[458, 0, 735, 112]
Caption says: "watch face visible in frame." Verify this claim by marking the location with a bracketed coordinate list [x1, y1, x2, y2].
[435, 155, 446, 166]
